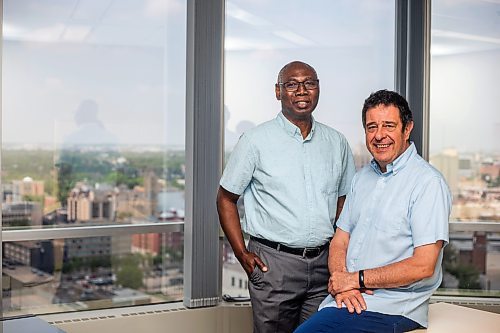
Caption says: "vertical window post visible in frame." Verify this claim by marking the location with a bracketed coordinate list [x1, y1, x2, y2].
[1, 0, 4, 326]
[395, 0, 431, 159]
[184, 0, 225, 308]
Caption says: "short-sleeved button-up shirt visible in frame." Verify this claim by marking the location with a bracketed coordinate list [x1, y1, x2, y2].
[319, 143, 451, 327]
[220, 112, 355, 248]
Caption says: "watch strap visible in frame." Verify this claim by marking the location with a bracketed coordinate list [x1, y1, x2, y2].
[359, 269, 366, 289]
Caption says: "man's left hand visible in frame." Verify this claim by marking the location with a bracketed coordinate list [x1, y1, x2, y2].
[334, 289, 374, 314]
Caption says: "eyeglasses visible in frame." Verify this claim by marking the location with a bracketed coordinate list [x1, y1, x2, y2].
[278, 79, 319, 92]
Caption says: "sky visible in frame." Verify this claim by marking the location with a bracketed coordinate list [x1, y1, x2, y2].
[2, 0, 499, 154]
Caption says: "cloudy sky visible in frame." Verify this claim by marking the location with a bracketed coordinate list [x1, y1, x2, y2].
[2, 0, 499, 154]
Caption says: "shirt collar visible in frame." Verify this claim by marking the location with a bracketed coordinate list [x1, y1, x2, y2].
[276, 111, 316, 141]
[370, 142, 416, 176]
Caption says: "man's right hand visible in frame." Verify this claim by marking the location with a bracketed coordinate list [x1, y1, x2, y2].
[334, 289, 374, 314]
[237, 250, 268, 276]
[217, 187, 268, 276]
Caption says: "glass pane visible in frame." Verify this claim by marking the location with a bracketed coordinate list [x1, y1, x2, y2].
[223, 0, 395, 298]
[225, 0, 395, 162]
[2, 232, 183, 317]
[2, 0, 187, 230]
[430, 0, 500, 296]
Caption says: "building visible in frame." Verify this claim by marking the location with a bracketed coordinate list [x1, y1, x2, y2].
[67, 183, 116, 222]
[11, 177, 45, 202]
[132, 231, 183, 257]
[430, 149, 459, 195]
[1, 202, 43, 227]
[3, 240, 54, 273]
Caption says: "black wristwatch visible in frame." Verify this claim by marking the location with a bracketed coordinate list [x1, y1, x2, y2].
[358, 270, 366, 289]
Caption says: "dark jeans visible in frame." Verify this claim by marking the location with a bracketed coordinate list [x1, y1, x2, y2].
[294, 307, 422, 333]
[248, 238, 330, 333]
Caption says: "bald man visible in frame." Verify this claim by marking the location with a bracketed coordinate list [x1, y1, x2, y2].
[217, 61, 355, 332]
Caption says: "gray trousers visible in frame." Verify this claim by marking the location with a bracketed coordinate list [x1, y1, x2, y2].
[247, 238, 330, 333]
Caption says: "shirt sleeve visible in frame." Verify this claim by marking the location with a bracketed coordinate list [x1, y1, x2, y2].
[337, 134, 356, 197]
[220, 133, 256, 195]
[410, 176, 451, 248]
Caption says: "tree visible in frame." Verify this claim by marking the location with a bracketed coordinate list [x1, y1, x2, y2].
[446, 263, 481, 289]
[116, 263, 143, 289]
[443, 244, 481, 290]
[56, 161, 75, 206]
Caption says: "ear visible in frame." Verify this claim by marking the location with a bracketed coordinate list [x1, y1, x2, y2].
[404, 120, 414, 140]
[275, 84, 281, 100]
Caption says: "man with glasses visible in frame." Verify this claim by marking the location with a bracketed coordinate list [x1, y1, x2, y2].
[294, 90, 451, 332]
[217, 61, 355, 332]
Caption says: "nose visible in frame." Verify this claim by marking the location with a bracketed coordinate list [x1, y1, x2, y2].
[295, 82, 308, 95]
[374, 126, 387, 140]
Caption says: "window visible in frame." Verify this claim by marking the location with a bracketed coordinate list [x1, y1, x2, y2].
[223, 0, 395, 297]
[2, 0, 187, 317]
[3, 233, 183, 316]
[430, 0, 500, 296]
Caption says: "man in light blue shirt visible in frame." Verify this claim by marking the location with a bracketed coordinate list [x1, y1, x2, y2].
[217, 61, 355, 333]
[295, 90, 451, 332]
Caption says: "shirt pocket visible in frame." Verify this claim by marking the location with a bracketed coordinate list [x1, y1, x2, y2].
[320, 162, 341, 195]
[373, 203, 409, 235]
[320, 163, 341, 223]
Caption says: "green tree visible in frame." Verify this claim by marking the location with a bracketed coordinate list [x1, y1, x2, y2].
[22, 194, 45, 209]
[116, 264, 143, 289]
[8, 219, 30, 227]
[89, 256, 111, 272]
[443, 244, 481, 289]
[105, 170, 142, 189]
[56, 162, 75, 206]
[447, 264, 481, 289]
[113, 254, 144, 289]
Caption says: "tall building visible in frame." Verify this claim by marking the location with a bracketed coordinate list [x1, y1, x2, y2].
[67, 182, 116, 222]
[430, 149, 459, 195]
[352, 142, 372, 171]
[143, 170, 160, 217]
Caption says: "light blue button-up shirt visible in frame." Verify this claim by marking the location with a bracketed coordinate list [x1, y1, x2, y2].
[220, 112, 355, 248]
[319, 143, 451, 327]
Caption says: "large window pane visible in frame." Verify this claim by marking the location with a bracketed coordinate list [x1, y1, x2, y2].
[223, 0, 395, 297]
[430, 0, 500, 296]
[2, 0, 187, 317]
[2, 0, 187, 230]
[2, 232, 183, 317]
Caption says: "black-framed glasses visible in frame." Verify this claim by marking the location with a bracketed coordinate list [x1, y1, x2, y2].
[278, 79, 319, 92]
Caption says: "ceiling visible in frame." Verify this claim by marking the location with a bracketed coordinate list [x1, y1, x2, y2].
[3, 0, 500, 55]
